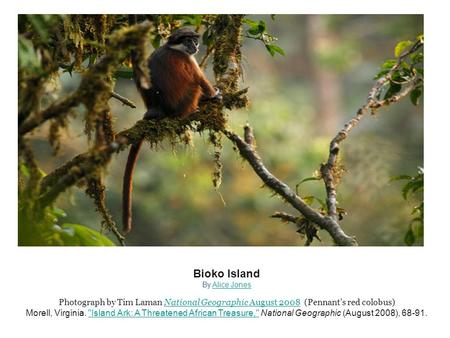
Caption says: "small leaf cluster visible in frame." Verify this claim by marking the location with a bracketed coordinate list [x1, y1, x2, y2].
[290, 172, 347, 245]
[243, 18, 285, 57]
[390, 167, 424, 245]
[42, 206, 114, 246]
[374, 35, 423, 105]
[296, 171, 347, 220]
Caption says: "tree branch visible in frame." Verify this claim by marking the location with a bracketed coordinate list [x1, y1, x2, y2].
[18, 93, 80, 135]
[38, 142, 123, 208]
[110, 91, 137, 108]
[223, 129, 357, 246]
[321, 40, 423, 221]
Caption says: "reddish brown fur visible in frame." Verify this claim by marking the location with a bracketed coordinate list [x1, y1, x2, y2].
[161, 52, 202, 117]
[122, 140, 143, 234]
[122, 35, 217, 234]
[148, 47, 216, 118]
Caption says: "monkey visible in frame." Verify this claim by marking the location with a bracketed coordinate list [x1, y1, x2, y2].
[122, 28, 221, 234]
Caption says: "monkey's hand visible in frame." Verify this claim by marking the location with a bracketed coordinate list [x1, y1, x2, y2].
[211, 88, 223, 101]
[200, 88, 222, 104]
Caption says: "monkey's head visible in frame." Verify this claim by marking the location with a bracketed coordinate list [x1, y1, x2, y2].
[167, 28, 200, 55]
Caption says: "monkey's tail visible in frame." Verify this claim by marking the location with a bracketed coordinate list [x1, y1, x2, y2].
[122, 139, 144, 234]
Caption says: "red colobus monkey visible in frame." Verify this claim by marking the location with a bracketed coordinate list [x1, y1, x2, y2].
[122, 28, 220, 234]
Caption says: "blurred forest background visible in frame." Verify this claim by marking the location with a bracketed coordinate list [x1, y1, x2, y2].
[22, 15, 423, 246]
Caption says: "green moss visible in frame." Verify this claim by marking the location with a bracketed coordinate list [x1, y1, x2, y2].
[209, 131, 223, 189]
[85, 176, 125, 244]
[212, 15, 244, 91]
[19, 15, 248, 245]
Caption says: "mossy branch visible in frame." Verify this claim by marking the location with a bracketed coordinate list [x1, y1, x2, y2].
[39, 89, 247, 198]
[19, 21, 152, 137]
[38, 143, 120, 208]
[19, 93, 80, 135]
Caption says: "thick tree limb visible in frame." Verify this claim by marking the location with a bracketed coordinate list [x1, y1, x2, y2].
[223, 129, 357, 246]
[38, 142, 123, 208]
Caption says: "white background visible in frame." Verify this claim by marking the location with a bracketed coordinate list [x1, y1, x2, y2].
[4, 1, 450, 337]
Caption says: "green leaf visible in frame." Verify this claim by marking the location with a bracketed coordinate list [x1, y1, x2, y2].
[410, 87, 422, 106]
[243, 18, 257, 26]
[258, 20, 266, 31]
[181, 15, 202, 27]
[248, 26, 262, 36]
[243, 20, 258, 33]
[389, 175, 412, 182]
[265, 44, 285, 57]
[400, 61, 410, 70]
[202, 28, 213, 46]
[270, 15, 276, 21]
[58, 223, 115, 246]
[114, 67, 134, 79]
[26, 15, 49, 41]
[383, 82, 402, 100]
[151, 35, 162, 49]
[411, 52, 423, 64]
[404, 228, 415, 246]
[394, 40, 414, 58]
[302, 195, 326, 209]
[381, 59, 397, 70]
[401, 180, 423, 200]
[60, 62, 75, 77]
[410, 217, 423, 226]
[18, 36, 41, 70]
[374, 59, 398, 79]
[374, 69, 389, 80]
[51, 207, 67, 218]
[246, 20, 266, 35]
[415, 223, 424, 237]
[298, 176, 321, 185]
[391, 69, 412, 83]
[411, 202, 424, 215]
[303, 196, 315, 205]
[19, 162, 30, 178]
[43, 207, 67, 225]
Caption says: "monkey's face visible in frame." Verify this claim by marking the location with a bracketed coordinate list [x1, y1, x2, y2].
[183, 37, 200, 55]
[169, 36, 199, 55]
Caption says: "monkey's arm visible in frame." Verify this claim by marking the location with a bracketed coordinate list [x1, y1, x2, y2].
[198, 77, 222, 103]
[194, 68, 219, 98]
